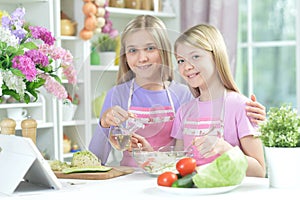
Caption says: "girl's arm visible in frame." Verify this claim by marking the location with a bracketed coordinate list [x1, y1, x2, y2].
[240, 135, 266, 178]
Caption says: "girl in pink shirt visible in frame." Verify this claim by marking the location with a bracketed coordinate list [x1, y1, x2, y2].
[171, 24, 266, 178]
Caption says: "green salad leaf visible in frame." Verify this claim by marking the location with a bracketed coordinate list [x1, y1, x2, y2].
[192, 146, 248, 188]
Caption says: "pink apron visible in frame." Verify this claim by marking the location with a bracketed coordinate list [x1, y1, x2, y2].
[121, 79, 176, 166]
[182, 91, 226, 166]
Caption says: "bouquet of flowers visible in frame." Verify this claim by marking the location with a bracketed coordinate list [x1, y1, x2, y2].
[0, 7, 77, 103]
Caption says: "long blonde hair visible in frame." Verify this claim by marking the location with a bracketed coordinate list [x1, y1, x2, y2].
[174, 24, 239, 97]
[116, 15, 174, 85]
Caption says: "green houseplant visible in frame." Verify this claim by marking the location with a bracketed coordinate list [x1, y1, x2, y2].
[91, 34, 118, 66]
[92, 33, 118, 52]
[258, 103, 300, 188]
[259, 103, 300, 147]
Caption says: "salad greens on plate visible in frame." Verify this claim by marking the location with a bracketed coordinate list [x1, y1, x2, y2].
[192, 146, 248, 188]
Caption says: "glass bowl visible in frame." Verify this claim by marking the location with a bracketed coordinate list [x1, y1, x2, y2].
[132, 145, 191, 176]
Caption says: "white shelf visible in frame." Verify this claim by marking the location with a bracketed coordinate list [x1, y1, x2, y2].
[89, 65, 119, 71]
[59, 36, 80, 41]
[107, 7, 176, 18]
[62, 120, 86, 126]
[0, 102, 43, 109]
[15, 121, 54, 130]
[2, 0, 48, 3]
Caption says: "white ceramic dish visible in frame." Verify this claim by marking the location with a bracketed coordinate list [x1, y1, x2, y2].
[156, 184, 240, 195]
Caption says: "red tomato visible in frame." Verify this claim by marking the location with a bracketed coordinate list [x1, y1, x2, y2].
[176, 157, 197, 176]
[157, 171, 178, 187]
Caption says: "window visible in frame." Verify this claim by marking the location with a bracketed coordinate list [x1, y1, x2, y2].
[236, 0, 299, 111]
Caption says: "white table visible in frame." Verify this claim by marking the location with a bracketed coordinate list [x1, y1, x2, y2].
[0, 170, 298, 200]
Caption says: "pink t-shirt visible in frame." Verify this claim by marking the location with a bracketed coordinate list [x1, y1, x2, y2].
[171, 91, 258, 165]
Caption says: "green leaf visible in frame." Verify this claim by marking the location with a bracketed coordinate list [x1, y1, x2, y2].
[23, 93, 31, 103]
[51, 74, 63, 84]
[10, 68, 25, 77]
[20, 41, 38, 50]
[26, 78, 45, 90]
[2, 89, 20, 101]
[92, 34, 118, 52]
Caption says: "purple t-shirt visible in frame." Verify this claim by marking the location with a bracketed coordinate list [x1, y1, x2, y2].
[88, 80, 193, 165]
[171, 91, 258, 150]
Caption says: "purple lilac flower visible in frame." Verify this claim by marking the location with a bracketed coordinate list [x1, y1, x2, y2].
[29, 26, 55, 45]
[1, 8, 27, 42]
[10, 7, 25, 21]
[1, 15, 11, 28]
[12, 28, 27, 42]
[12, 55, 37, 81]
[25, 49, 49, 67]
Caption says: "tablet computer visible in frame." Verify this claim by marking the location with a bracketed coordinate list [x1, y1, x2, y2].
[0, 134, 62, 195]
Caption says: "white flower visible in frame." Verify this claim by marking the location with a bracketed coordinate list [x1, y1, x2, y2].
[0, 27, 19, 47]
[2, 70, 26, 99]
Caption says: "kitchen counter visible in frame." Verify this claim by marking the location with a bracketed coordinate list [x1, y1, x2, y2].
[0, 170, 298, 200]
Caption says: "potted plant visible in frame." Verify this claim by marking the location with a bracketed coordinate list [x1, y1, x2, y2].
[258, 103, 300, 188]
[62, 93, 80, 121]
[91, 33, 118, 66]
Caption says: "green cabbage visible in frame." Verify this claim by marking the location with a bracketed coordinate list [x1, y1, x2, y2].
[192, 146, 248, 188]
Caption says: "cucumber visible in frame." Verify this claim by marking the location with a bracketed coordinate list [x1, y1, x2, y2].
[171, 172, 196, 188]
[62, 166, 112, 174]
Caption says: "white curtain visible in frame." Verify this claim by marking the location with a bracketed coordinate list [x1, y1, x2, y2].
[180, 0, 239, 76]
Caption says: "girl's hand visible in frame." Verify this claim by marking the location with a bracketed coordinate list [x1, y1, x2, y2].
[192, 132, 232, 158]
[131, 133, 153, 151]
[100, 106, 134, 128]
[246, 94, 266, 125]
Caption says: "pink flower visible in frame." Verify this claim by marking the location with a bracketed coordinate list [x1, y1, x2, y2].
[29, 26, 55, 45]
[12, 55, 37, 81]
[25, 49, 49, 67]
[39, 74, 67, 99]
[62, 65, 77, 85]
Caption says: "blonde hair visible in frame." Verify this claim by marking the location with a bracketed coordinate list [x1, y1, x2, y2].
[174, 24, 239, 98]
[116, 15, 174, 84]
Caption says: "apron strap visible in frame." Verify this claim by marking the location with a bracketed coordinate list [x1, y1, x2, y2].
[127, 79, 175, 115]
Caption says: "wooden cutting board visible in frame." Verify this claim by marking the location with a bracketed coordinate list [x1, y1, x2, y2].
[54, 166, 135, 180]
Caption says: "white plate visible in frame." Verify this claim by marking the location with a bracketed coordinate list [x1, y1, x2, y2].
[156, 184, 240, 195]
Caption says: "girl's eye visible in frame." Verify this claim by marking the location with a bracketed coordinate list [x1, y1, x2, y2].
[146, 46, 156, 51]
[177, 59, 185, 64]
[128, 48, 136, 53]
[192, 55, 200, 60]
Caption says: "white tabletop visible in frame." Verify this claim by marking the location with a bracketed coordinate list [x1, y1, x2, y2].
[1, 170, 298, 200]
